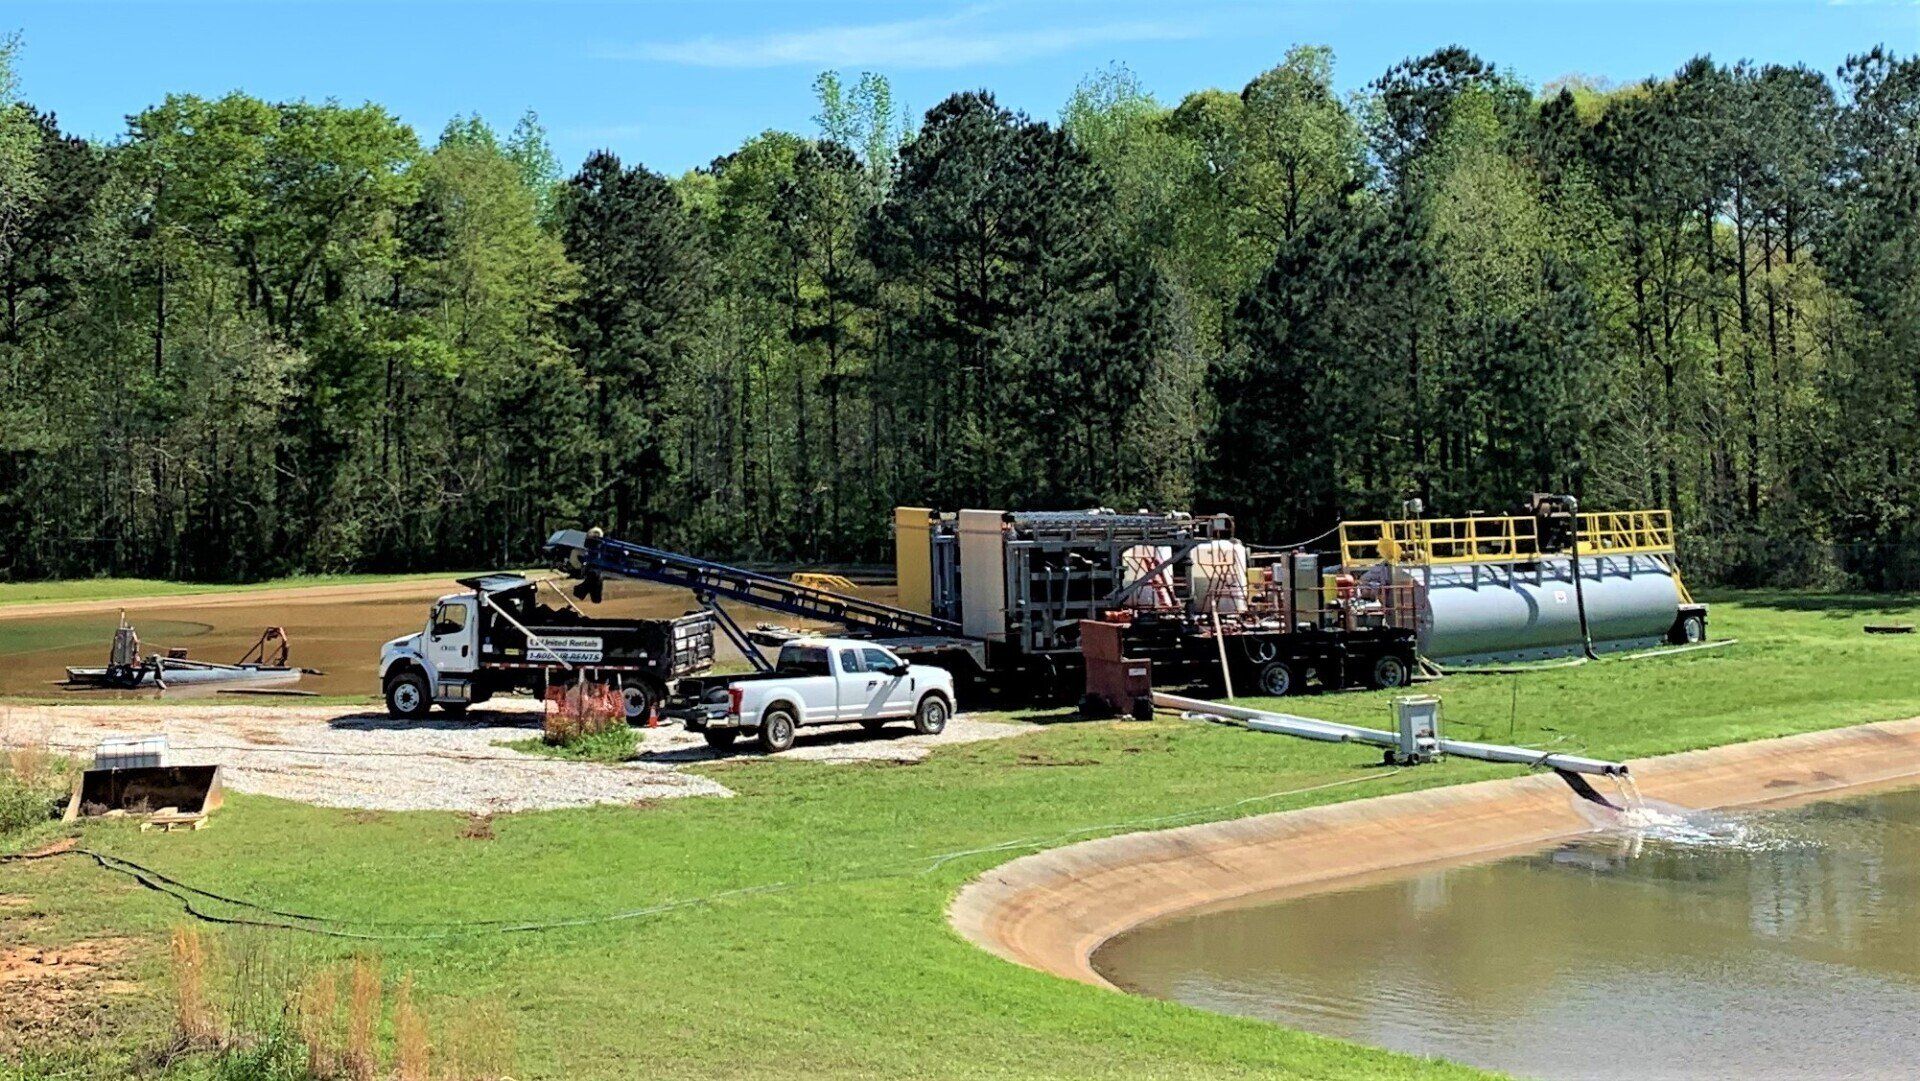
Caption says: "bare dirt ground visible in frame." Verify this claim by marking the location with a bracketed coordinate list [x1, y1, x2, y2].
[0, 701, 1034, 814]
[0, 577, 470, 622]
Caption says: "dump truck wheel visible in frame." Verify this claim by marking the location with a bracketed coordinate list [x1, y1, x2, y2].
[702, 729, 738, 749]
[1369, 655, 1410, 690]
[1257, 662, 1295, 697]
[622, 683, 657, 724]
[758, 708, 797, 753]
[913, 694, 949, 735]
[384, 671, 431, 720]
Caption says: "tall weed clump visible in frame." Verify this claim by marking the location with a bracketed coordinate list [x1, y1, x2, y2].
[162, 926, 514, 1080]
[0, 734, 69, 838]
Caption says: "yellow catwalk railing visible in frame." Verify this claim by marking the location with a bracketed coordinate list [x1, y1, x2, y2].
[1339, 509, 1675, 567]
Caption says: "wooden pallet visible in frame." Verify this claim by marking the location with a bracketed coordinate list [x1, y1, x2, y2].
[140, 807, 209, 832]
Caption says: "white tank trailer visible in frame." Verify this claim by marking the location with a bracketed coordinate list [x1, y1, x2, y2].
[1339, 497, 1708, 666]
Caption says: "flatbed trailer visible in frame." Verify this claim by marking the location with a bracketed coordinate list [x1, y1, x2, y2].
[1112, 612, 1418, 697]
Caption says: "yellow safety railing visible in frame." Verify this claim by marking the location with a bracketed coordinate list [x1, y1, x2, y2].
[1576, 510, 1674, 556]
[1340, 515, 1544, 566]
[1340, 509, 1676, 567]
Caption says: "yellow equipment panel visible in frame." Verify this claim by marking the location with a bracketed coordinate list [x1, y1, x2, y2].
[894, 506, 933, 615]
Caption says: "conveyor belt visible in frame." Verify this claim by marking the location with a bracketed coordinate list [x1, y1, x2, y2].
[544, 529, 964, 638]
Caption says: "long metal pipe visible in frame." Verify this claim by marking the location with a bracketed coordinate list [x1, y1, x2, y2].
[1153, 693, 1630, 777]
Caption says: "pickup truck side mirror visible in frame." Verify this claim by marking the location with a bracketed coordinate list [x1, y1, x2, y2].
[885, 663, 911, 678]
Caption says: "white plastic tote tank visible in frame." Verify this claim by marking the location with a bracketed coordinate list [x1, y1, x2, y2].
[1120, 544, 1175, 608]
[1188, 539, 1250, 616]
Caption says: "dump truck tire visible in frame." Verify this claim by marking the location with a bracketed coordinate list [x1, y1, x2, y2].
[384, 670, 431, 720]
[622, 682, 658, 724]
[758, 708, 797, 753]
[702, 729, 738, 749]
[913, 694, 949, 735]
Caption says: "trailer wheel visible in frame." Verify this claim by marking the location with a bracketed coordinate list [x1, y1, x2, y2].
[758, 708, 797, 753]
[1369, 655, 1410, 690]
[702, 729, 739, 750]
[1257, 662, 1295, 697]
[1672, 613, 1706, 645]
[913, 694, 949, 735]
[384, 670, 431, 720]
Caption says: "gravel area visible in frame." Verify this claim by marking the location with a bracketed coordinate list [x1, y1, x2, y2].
[0, 700, 1033, 814]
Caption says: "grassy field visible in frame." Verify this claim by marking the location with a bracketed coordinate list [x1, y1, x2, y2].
[0, 572, 489, 609]
[6, 590, 1920, 1079]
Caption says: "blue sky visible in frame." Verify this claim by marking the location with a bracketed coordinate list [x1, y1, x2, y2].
[7, 1, 1916, 175]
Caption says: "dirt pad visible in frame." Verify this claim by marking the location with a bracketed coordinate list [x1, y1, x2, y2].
[0, 937, 140, 1047]
[1, 701, 1032, 814]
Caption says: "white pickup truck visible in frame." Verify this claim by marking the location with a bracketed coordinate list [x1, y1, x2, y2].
[674, 637, 956, 753]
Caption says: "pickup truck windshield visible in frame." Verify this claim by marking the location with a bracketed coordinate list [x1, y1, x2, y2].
[775, 646, 831, 677]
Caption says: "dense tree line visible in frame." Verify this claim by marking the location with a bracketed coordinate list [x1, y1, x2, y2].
[0, 37, 1915, 585]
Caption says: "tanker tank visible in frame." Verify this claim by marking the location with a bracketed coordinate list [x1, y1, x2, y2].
[1340, 505, 1708, 666]
[1367, 554, 1689, 665]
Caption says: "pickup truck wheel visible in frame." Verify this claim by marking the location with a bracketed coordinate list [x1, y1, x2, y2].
[384, 671, 431, 720]
[758, 708, 797, 753]
[860, 718, 889, 732]
[912, 695, 949, 736]
[702, 729, 739, 749]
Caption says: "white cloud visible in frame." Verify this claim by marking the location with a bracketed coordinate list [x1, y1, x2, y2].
[607, 6, 1205, 70]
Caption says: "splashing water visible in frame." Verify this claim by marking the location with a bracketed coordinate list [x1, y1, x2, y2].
[1570, 773, 1753, 846]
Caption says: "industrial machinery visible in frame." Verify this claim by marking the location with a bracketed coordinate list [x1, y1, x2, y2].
[1336, 495, 1708, 665]
[894, 507, 1418, 697]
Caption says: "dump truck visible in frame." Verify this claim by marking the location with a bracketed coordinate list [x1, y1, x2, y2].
[379, 574, 715, 720]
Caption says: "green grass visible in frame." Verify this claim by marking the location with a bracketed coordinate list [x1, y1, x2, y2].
[503, 726, 639, 763]
[0, 571, 493, 608]
[9, 591, 1920, 1079]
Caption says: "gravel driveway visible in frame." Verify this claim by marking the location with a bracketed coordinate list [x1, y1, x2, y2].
[0, 701, 1032, 814]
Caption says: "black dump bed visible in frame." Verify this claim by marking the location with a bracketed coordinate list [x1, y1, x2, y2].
[465, 577, 715, 680]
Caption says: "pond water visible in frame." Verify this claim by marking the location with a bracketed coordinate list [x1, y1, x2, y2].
[1094, 785, 1920, 1080]
[0, 578, 893, 698]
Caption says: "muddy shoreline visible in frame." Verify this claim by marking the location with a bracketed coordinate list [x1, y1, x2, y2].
[948, 715, 1920, 989]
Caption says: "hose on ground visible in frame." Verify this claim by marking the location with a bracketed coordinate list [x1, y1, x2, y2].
[2, 769, 1404, 941]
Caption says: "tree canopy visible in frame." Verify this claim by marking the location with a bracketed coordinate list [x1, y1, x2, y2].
[0, 41, 1916, 588]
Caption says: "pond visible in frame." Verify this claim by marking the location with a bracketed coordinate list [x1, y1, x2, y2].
[1094, 785, 1920, 1080]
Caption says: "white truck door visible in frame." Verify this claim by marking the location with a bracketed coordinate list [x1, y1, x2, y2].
[427, 597, 477, 675]
[861, 647, 913, 716]
[837, 648, 881, 720]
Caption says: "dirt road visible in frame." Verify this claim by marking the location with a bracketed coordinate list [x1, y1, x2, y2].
[1, 701, 1033, 814]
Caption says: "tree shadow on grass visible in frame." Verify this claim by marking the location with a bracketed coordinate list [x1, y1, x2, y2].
[1708, 589, 1920, 618]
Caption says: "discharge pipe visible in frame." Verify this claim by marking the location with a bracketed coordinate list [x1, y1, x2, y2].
[1154, 693, 1629, 778]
